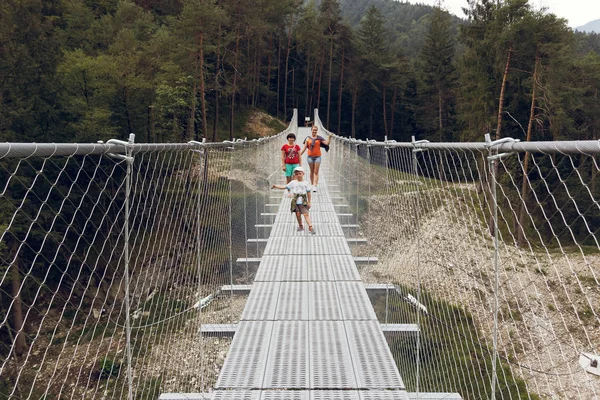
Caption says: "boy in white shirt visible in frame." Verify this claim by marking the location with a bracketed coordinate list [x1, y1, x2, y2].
[272, 166, 315, 234]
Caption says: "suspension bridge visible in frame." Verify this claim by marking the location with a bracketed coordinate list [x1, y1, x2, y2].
[0, 110, 598, 399]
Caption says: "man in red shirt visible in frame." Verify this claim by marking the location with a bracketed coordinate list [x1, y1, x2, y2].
[281, 133, 301, 183]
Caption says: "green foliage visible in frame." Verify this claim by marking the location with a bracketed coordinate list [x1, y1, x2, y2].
[1, 0, 598, 144]
[135, 376, 162, 399]
[98, 356, 121, 379]
[377, 286, 540, 399]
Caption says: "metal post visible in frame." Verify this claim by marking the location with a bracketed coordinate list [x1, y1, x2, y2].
[123, 134, 134, 400]
[242, 143, 249, 281]
[489, 152, 499, 400]
[190, 140, 206, 391]
[355, 143, 359, 231]
[411, 136, 429, 398]
[412, 145, 421, 398]
[227, 143, 235, 296]
[484, 134, 518, 400]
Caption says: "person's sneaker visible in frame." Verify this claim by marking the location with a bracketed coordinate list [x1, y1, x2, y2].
[297, 226, 304, 231]
[309, 227, 316, 235]
[312, 187, 317, 192]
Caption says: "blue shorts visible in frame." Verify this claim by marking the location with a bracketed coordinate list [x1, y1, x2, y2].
[285, 163, 299, 177]
[307, 156, 321, 164]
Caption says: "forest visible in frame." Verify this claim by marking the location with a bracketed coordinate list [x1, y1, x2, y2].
[1, 0, 600, 144]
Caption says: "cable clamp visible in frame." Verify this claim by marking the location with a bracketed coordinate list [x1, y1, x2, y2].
[105, 134, 135, 161]
[412, 136, 429, 153]
[485, 134, 519, 161]
[189, 140, 206, 154]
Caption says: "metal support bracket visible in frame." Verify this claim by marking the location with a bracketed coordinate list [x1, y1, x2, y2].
[579, 352, 600, 376]
[105, 133, 135, 161]
[411, 136, 429, 153]
[188, 140, 205, 154]
[223, 140, 235, 151]
[485, 134, 520, 161]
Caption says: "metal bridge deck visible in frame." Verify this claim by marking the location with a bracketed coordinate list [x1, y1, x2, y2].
[214, 164, 409, 399]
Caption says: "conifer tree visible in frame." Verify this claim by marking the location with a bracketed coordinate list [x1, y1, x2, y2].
[319, 0, 342, 129]
[357, 5, 391, 138]
[418, 5, 457, 141]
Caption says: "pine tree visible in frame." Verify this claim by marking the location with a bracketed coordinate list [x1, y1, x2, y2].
[357, 5, 392, 139]
[418, 6, 457, 141]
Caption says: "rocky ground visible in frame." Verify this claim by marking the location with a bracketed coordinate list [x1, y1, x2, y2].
[354, 189, 599, 400]
[141, 179, 599, 399]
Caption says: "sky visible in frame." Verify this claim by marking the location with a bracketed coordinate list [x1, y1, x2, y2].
[403, 0, 600, 28]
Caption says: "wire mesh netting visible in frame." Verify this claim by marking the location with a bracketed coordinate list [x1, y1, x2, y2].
[322, 123, 599, 400]
[1, 107, 599, 399]
[0, 113, 290, 398]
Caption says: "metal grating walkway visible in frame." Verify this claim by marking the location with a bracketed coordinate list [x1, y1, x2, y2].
[214, 155, 410, 399]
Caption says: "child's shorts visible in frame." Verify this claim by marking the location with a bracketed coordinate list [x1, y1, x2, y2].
[292, 204, 310, 215]
[285, 163, 299, 177]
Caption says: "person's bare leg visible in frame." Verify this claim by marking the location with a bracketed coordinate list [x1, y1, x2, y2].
[295, 211, 303, 228]
[308, 162, 316, 186]
[303, 212, 313, 230]
[312, 162, 321, 188]
[286, 175, 292, 183]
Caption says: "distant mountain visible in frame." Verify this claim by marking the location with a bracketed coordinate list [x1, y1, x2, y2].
[312, 0, 464, 59]
[575, 19, 600, 33]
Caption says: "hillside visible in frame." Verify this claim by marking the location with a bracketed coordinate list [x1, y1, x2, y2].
[576, 18, 600, 33]
[314, 0, 464, 58]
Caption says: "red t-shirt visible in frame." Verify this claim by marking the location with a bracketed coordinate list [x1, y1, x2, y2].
[281, 143, 301, 164]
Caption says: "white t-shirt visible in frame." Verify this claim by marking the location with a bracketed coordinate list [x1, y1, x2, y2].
[286, 179, 310, 204]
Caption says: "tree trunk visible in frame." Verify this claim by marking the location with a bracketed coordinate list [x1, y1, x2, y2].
[11, 241, 27, 356]
[253, 44, 259, 108]
[148, 105, 154, 142]
[317, 52, 324, 111]
[187, 34, 200, 141]
[276, 37, 281, 118]
[438, 90, 443, 141]
[337, 47, 345, 135]
[382, 84, 388, 137]
[173, 111, 178, 138]
[283, 14, 294, 121]
[265, 35, 273, 110]
[305, 55, 311, 120]
[309, 56, 319, 116]
[292, 68, 296, 110]
[390, 87, 397, 140]
[369, 103, 373, 138]
[351, 84, 357, 138]
[212, 24, 222, 142]
[517, 54, 539, 247]
[326, 37, 334, 129]
[124, 87, 133, 135]
[198, 33, 208, 141]
[489, 48, 512, 236]
[230, 35, 241, 141]
[495, 48, 512, 140]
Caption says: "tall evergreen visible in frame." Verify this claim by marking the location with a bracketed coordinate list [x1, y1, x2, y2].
[318, 0, 342, 129]
[357, 5, 391, 139]
[418, 6, 457, 141]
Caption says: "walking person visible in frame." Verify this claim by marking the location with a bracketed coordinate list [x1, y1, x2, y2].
[271, 166, 315, 234]
[281, 133, 301, 184]
[300, 125, 330, 192]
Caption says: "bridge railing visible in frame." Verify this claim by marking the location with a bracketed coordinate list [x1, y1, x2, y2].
[0, 111, 296, 399]
[322, 123, 599, 400]
[1, 104, 598, 399]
